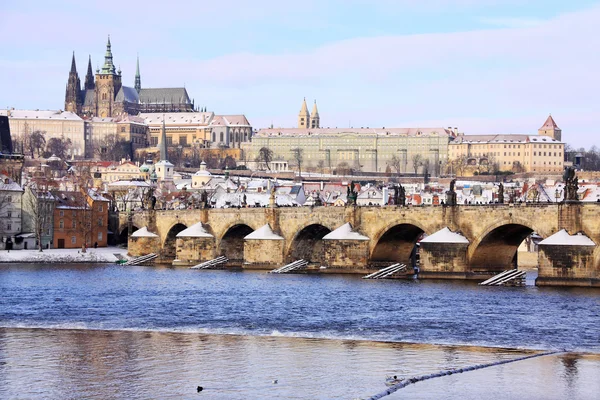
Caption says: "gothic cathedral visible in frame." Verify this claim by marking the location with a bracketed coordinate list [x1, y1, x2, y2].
[65, 36, 196, 118]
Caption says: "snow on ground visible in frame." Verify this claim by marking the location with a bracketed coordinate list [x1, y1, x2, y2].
[0, 247, 130, 263]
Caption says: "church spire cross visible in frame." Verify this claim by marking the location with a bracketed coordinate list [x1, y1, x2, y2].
[101, 35, 116, 74]
[134, 54, 142, 92]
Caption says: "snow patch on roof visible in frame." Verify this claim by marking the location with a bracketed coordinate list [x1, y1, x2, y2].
[538, 229, 595, 246]
[421, 227, 469, 244]
[131, 227, 159, 238]
[176, 222, 214, 238]
[323, 223, 369, 241]
[244, 224, 283, 240]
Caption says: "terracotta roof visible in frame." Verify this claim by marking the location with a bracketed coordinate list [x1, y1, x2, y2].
[539, 114, 559, 130]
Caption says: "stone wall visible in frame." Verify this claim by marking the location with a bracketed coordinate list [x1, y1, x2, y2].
[175, 237, 215, 266]
[243, 240, 284, 269]
[128, 236, 160, 257]
[419, 242, 469, 279]
[323, 240, 369, 271]
[537, 244, 599, 287]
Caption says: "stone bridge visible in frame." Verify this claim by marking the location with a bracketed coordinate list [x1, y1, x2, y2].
[118, 203, 600, 287]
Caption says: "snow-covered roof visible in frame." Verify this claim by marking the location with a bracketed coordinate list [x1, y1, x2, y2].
[3, 109, 82, 121]
[421, 227, 469, 244]
[108, 180, 152, 188]
[176, 222, 214, 238]
[538, 229, 595, 246]
[244, 224, 283, 240]
[131, 227, 159, 238]
[323, 223, 369, 241]
[156, 160, 174, 167]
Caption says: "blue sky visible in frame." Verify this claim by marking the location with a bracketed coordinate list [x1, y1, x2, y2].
[2, 0, 599, 148]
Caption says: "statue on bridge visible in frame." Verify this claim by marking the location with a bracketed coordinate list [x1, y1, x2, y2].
[397, 184, 406, 207]
[446, 179, 457, 206]
[498, 183, 504, 204]
[563, 167, 579, 202]
[200, 190, 208, 208]
[347, 181, 358, 206]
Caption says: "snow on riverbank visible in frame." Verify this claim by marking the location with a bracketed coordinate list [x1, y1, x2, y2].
[0, 247, 130, 263]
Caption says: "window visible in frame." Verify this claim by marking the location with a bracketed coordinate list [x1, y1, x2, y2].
[98, 205, 103, 212]
[98, 218, 103, 227]
[121, 126, 126, 133]
[7, 196, 11, 202]
[220, 132, 224, 142]
[98, 232, 103, 241]
[7, 211, 11, 218]
[7, 224, 11, 231]
[59, 210, 64, 217]
[59, 219, 64, 229]
[71, 236, 76, 244]
[72, 220, 76, 229]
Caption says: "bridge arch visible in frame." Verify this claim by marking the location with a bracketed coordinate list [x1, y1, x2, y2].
[370, 221, 428, 267]
[219, 223, 255, 265]
[163, 223, 188, 260]
[287, 223, 332, 264]
[467, 220, 538, 273]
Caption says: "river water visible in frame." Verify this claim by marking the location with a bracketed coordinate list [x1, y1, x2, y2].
[1, 264, 599, 399]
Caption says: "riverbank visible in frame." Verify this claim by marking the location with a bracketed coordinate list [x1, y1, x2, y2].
[0, 247, 130, 263]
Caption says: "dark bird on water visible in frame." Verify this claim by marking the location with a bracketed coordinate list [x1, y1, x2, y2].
[197, 386, 203, 393]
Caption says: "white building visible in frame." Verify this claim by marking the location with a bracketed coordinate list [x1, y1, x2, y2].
[0, 175, 24, 249]
[1, 109, 85, 158]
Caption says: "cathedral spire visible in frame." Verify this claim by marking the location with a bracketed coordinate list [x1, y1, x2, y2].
[159, 115, 167, 161]
[84, 55, 95, 90]
[70, 51, 77, 73]
[298, 97, 310, 128]
[101, 35, 116, 74]
[134, 54, 142, 92]
[310, 100, 320, 128]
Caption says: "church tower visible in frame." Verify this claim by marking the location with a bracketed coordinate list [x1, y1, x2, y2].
[310, 100, 320, 128]
[538, 114, 561, 141]
[298, 98, 310, 128]
[84, 55, 95, 90]
[134, 55, 142, 92]
[95, 36, 122, 118]
[65, 52, 82, 114]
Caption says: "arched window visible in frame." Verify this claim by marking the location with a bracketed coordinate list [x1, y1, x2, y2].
[212, 132, 216, 142]
[220, 132, 223, 142]
[235, 132, 239, 142]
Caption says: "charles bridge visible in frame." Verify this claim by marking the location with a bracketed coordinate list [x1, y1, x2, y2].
[118, 203, 600, 287]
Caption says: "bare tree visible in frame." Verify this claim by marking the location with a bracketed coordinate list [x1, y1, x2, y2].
[335, 162, 352, 175]
[26, 130, 46, 158]
[256, 147, 274, 170]
[317, 160, 326, 175]
[92, 134, 131, 161]
[291, 148, 304, 177]
[389, 155, 402, 175]
[411, 154, 423, 174]
[23, 179, 57, 252]
[44, 137, 72, 159]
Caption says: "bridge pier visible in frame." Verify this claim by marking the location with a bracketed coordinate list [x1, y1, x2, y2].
[418, 228, 472, 279]
[536, 231, 599, 287]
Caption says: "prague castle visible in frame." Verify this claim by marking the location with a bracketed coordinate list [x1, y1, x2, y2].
[65, 37, 195, 118]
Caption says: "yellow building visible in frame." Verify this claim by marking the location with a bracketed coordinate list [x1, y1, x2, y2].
[142, 112, 252, 149]
[2, 109, 85, 158]
[448, 115, 564, 174]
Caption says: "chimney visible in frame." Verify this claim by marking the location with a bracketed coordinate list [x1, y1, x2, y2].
[454, 127, 458, 134]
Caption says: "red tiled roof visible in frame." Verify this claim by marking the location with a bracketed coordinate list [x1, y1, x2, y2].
[540, 115, 559, 130]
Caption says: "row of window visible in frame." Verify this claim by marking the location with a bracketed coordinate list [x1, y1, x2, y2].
[67, 232, 103, 244]
[58, 218, 104, 229]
